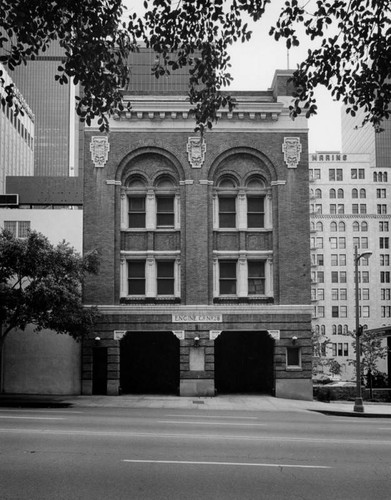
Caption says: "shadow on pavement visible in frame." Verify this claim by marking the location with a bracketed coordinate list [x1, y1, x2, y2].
[0, 395, 72, 408]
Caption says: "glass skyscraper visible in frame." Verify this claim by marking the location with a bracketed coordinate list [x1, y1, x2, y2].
[9, 42, 79, 177]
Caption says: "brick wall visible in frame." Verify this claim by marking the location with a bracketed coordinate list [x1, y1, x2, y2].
[83, 129, 310, 307]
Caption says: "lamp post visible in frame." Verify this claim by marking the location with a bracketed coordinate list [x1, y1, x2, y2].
[353, 246, 372, 413]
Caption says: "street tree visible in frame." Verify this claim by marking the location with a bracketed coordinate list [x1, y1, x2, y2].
[312, 329, 342, 382]
[0, 229, 100, 357]
[348, 328, 389, 398]
[1, 0, 390, 132]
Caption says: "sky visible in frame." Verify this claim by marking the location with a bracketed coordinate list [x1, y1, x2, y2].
[125, 0, 342, 153]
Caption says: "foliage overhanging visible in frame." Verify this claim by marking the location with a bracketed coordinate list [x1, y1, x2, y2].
[0, 0, 390, 132]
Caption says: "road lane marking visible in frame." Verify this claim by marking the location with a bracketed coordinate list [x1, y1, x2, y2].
[165, 414, 259, 420]
[0, 416, 65, 420]
[332, 418, 385, 423]
[122, 459, 332, 469]
[1, 428, 391, 446]
[158, 420, 266, 426]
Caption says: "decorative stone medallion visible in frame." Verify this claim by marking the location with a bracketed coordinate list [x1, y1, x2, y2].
[90, 136, 110, 168]
[187, 136, 206, 168]
[282, 137, 302, 168]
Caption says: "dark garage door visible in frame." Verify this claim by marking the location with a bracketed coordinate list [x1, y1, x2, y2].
[120, 331, 179, 395]
[215, 331, 274, 394]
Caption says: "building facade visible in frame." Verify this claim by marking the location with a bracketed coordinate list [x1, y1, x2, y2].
[0, 178, 83, 394]
[7, 42, 81, 177]
[0, 63, 34, 195]
[82, 68, 313, 400]
[310, 152, 390, 380]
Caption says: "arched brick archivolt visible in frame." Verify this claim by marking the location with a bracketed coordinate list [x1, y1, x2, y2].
[115, 146, 185, 184]
[207, 147, 278, 185]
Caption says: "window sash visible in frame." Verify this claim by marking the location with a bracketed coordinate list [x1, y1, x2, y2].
[219, 197, 236, 228]
[248, 261, 265, 295]
[4, 221, 30, 238]
[128, 261, 146, 295]
[247, 196, 265, 228]
[156, 196, 175, 227]
[157, 261, 175, 295]
[128, 197, 146, 228]
[219, 261, 237, 295]
[286, 347, 301, 367]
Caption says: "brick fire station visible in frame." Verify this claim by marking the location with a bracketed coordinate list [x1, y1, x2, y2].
[82, 53, 312, 400]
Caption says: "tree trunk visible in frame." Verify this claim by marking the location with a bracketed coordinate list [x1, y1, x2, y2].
[368, 369, 373, 400]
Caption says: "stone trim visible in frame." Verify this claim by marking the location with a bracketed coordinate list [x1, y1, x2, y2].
[87, 304, 313, 315]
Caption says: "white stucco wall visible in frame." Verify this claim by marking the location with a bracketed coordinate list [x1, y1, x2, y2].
[0, 209, 83, 394]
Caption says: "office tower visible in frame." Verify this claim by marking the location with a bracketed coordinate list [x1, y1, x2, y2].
[9, 42, 80, 177]
[310, 151, 390, 381]
[0, 63, 34, 194]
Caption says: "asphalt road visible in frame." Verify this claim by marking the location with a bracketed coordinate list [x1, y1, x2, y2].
[0, 406, 390, 500]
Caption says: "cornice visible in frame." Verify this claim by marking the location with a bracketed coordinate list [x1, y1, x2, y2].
[114, 94, 285, 123]
[310, 213, 391, 219]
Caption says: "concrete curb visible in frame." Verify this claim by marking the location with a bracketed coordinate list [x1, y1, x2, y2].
[311, 409, 391, 418]
[1, 394, 390, 417]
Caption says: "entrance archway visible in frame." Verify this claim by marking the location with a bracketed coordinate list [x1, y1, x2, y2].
[215, 331, 274, 394]
[120, 331, 179, 394]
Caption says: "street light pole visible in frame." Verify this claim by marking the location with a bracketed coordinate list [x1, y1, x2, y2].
[353, 245, 372, 413]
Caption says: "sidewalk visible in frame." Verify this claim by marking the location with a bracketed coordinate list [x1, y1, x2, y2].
[1, 393, 391, 417]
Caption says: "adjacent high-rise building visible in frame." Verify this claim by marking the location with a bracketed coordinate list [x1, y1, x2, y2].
[8, 42, 80, 177]
[309, 151, 390, 380]
[342, 107, 391, 169]
[0, 63, 34, 194]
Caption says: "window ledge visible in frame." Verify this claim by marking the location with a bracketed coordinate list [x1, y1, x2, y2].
[121, 228, 180, 232]
[213, 228, 272, 232]
[120, 296, 181, 305]
[286, 366, 303, 371]
[214, 296, 274, 304]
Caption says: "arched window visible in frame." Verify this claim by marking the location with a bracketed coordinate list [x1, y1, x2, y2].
[373, 172, 377, 182]
[353, 221, 360, 232]
[379, 172, 383, 182]
[154, 175, 178, 228]
[384, 172, 388, 182]
[338, 325, 342, 334]
[246, 176, 268, 229]
[125, 175, 148, 229]
[330, 221, 337, 232]
[337, 188, 344, 199]
[343, 325, 348, 334]
[315, 325, 320, 334]
[338, 221, 345, 232]
[316, 221, 323, 232]
[216, 176, 238, 228]
[360, 188, 366, 198]
[329, 188, 336, 199]
[352, 188, 358, 198]
[332, 325, 337, 335]
[315, 188, 322, 199]
[361, 221, 368, 232]
[321, 325, 325, 335]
